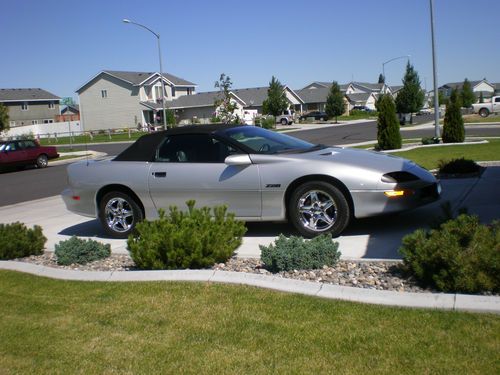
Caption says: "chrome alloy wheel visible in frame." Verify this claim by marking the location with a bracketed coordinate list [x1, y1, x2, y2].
[297, 190, 337, 232]
[104, 197, 134, 233]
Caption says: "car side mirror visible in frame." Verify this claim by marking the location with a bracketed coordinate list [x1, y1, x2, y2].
[224, 154, 252, 166]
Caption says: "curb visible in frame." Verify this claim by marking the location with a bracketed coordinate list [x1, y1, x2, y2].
[1, 261, 498, 314]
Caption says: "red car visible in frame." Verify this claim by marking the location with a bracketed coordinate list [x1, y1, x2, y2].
[0, 140, 59, 170]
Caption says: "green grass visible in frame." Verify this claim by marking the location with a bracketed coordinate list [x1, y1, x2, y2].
[0, 270, 498, 374]
[390, 139, 500, 169]
[463, 115, 500, 123]
[337, 112, 378, 121]
[40, 131, 144, 145]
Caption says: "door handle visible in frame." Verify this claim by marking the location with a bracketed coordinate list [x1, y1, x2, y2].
[152, 172, 167, 178]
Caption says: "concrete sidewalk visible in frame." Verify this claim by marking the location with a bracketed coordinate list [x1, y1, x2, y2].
[1, 167, 498, 260]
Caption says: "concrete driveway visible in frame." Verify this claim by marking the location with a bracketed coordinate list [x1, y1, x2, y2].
[2, 167, 498, 260]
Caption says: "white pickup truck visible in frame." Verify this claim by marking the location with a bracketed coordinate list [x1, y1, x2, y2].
[472, 96, 500, 117]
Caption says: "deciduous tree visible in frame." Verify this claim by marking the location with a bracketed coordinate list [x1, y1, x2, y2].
[214, 73, 239, 124]
[461, 78, 476, 108]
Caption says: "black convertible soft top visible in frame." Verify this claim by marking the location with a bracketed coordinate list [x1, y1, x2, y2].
[113, 124, 243, 162]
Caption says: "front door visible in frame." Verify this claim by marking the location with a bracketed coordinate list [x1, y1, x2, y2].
[148, 133, 261, 217]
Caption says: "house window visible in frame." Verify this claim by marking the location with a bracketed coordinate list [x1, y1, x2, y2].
[154, 86, 164, 100]
[21, 102, 28, 111]
[101, 90, 108, 98]
[31, 120, 39, 125]
[43, 119, 54, 124]
[48, 102, 55, 109]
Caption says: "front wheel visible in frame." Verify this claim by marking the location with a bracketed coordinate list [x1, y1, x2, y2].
[36, 154, 48, 168]
[289, 181, 350, 238]
[280, 118, 288, 125]
[99, 191, 143, 238]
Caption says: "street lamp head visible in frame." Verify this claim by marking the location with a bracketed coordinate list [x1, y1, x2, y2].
[122, 19, 131, 23]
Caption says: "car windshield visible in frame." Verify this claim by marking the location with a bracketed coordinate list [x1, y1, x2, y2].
[220, 126, 321, 154]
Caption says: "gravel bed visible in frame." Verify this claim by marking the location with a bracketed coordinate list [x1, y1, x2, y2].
[14, 252, 430, 293]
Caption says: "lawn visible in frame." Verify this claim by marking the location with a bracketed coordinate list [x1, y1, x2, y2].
[463, 115, 500, 124]
[40, 131, 144, 145]
[0, 271, 498, 374]
[390, 139, 500, 169]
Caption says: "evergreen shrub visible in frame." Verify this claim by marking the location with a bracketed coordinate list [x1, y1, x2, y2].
[442, 89, 465, 143]
[0, 222, 46, 260]
[399, 214, 499, 293]
[128, 201, 246, 270]
[438, 158, 481, 175]
[376, 95, 402, 150]
[260, 234, 341, 273]
[55, 236, 111, 265]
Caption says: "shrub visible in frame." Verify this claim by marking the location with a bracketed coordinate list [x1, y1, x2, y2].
[54, 236, 111, 265]
[421, 137, 440, 145]
[0, 222, 46, 260]
[442, 89, 465, 143]
[260, 116, 275, 129]
[399, 214, 500, 293]
[128, 201, 247, 270]
[438, 158, 481, 175]
[260, 234, 341, 273]
[376, 94, 402, 150]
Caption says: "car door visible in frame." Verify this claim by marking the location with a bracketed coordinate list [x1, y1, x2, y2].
[148, 133, 262, 217]
[1, 142, 27, 166]
[493, 97, 500, 112]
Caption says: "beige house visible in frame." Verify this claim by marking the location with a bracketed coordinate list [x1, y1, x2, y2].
[76, 70, 196, 131]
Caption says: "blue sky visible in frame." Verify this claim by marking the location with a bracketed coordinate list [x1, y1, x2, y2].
[1, 0, 499, 100]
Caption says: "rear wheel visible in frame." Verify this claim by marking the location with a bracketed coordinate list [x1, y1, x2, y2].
[479, 108, 489, 118]
[289, 181, 350, 238]
[99, 191, 143, 238]
[36, 154, 48, 168]
[281, 118, 288, 125]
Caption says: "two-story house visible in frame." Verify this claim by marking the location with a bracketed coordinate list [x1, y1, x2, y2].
[76, 70, 197, 131]
[0, 88, 60, 128]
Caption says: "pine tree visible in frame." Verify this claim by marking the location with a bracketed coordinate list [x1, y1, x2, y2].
[479, 91, 484, 103]
[378, 73, 385, 84]
[377, 94, 402, 150]
[461, 79, 476, 108]
[395, 62, 425, 124]
[325, 81, 345, 123]
[442, 89, 465, 143]
[262, 76, 288, 116]
[0, 103, 9, 134]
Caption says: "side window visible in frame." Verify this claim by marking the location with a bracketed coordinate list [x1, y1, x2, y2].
[24, 141, 36, 148]
[495, 97, 500, 103]
[155, 134, 238, 163]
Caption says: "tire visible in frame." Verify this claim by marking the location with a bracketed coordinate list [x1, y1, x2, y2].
[289, 181, 350, 238]
[281, 118, 288, 125]
[479, 108, 489, 118]
[36, 154, 48, 168]
[99, 191, 143, 239]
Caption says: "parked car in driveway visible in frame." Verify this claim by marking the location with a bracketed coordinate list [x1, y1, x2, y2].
[62, 124, 440, 239]
[276, 109, 295, 125]
[299, 111, 328, 121]
[351, 106, 375, 113]
[0, 140, 59, 170]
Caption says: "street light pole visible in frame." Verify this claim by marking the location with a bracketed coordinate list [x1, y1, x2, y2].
[429, 0, 440, 139]
[123, 19, 168, 130]
[382, 55, 411, 84]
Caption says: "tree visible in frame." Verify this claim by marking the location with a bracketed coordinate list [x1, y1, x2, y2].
[325, 81, 345, 123]
[461, 78, 476, 108]
[0, 103, 9, 134]
[479, 91, 484, 103]
[395, 62, 425, 124]
[214, 73, 239, 124]
[262, 76, 288, 116]
[442, 89, 465, 143]
[377, 94, 401, 150]
[378, 73, 385, 84]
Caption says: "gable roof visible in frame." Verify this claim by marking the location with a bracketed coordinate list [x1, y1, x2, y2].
[351, 82, 385, 92]
[61, 104, 79, 114]
[346, 92, 374, 103]
[439, 79, 494, 91]
[301, 81, 348, 91]
[76, 70, 196, 93]
[0, 88, 60, 102]
[295, 87, 330, 104]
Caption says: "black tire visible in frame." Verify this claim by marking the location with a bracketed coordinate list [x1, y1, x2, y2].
[281, 118, 288, 125]
[99, 191, 143, 239]
[36, 154, 48, 168]
[289, 181, 350, 238]
[479, 108, 489, 118]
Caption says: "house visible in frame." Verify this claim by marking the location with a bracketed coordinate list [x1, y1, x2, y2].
[345, 92, 378, 110]
[76, 70, 197, 131]
[0, 88, 60, 128]
[56, 104, 80, 122]
[169, 86, 304, 124]
[439, 79, 495, 101]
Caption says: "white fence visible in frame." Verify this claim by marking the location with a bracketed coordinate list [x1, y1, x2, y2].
[3, 121, 83, 139]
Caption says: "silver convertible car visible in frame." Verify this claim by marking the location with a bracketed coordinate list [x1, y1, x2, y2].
[62, 124, 440, 238]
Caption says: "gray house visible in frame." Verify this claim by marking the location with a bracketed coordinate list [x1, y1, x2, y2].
[0, 88, 60, 128]
[76, 70, 197, 131]
[439, 79, 495, 101]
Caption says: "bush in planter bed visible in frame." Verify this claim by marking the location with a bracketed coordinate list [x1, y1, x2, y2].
[399, 214, 499, 293]
[54, 236, 111, 265]
[128, 200, 246, 270]
[0, 222, 46, 260]
[437, 158, 481, 175]
[260, 234, 341, 273]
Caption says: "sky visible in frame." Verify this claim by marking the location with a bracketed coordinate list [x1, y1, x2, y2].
[1, 0, 499, 101]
